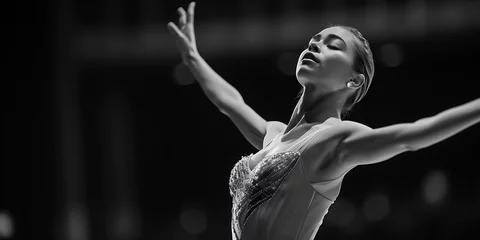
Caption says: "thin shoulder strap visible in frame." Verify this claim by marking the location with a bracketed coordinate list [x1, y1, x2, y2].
[264, 131, 282, 148]
[286, 125, 332, 154]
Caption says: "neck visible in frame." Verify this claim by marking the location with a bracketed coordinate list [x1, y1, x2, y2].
[285, 85, 350, 133]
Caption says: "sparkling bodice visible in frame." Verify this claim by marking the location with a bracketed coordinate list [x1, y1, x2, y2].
[227, 124, 346, 240]
[229, 151, 301, 240]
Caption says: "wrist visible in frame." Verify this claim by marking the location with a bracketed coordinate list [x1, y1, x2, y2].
[182, 50, 200, 65]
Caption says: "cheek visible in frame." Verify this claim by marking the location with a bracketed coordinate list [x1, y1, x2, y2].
[323, 55, 354, 78]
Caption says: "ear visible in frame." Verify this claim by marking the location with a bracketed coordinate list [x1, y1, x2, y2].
[347, 74, 365, 89]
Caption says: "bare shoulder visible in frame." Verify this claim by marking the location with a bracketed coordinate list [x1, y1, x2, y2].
[266, 121, 287, 132]
[262, 121, 287, 148]
[336, 120, 372, 132]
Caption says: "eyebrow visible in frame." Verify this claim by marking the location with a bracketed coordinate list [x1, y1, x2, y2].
[311, 33, 347, 46]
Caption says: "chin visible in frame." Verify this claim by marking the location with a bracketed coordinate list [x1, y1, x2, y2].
[296, 69, 316, 85]
[296, 76, 308, 86]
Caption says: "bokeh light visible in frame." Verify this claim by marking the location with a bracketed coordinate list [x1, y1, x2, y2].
[379, 43, 403, 68]
[108, 205, 141, 240]
[362, 192, 390, 221]
[422, 170, 448, 205]
[67, 205, 88, 240]
[0, 211, 14, 238]
[179, 207, 208, 235]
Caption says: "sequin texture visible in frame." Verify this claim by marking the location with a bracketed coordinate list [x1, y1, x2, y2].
[229, 151, 301, 240]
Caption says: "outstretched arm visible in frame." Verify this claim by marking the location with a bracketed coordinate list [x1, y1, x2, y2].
[167, 2, 242, 105]
[338, 98, 480, 167]
[167, 2, 284, 150]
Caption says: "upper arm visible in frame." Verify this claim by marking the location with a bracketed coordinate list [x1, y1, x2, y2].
[218, 98, 285, 150]
[337, 121, 412, 167]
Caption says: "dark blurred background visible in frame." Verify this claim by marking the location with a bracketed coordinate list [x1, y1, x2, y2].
[6, 0, 480, 239]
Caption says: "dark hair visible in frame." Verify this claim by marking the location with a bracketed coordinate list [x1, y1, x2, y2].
[296, 25, 375, 119]
[338, 25, 375, 118]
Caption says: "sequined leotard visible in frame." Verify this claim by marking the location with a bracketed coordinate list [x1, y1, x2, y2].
[229, 125, 349, 240]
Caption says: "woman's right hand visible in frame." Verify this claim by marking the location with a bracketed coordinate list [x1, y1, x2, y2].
[167, 2, 198, 64]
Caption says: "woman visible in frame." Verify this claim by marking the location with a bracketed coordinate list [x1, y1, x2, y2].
[167, 2, 480, 240]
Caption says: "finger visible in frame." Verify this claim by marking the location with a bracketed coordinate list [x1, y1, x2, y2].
[177, 7, 187, 27]
[167, 22, 187, 41]
[187, 1, 195, 25]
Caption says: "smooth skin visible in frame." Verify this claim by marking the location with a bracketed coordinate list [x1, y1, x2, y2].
[168, 2, 480, 182]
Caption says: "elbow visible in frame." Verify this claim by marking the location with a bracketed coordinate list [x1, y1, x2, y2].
[213, 92, 243, 108]
[406, 143, 420, 152]
[214, 95, 244, 115]
[401, 122, 427, 152]
[405, 140, 429, 152]
[399, 136, 420, 152]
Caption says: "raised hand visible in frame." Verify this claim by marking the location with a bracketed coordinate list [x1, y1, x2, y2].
[167, 2, 198, 64]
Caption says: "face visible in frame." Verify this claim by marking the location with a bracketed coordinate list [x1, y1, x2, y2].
[296, 27, 358, 91]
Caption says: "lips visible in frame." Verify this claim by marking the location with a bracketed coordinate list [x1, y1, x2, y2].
[302, 52, 320, 63]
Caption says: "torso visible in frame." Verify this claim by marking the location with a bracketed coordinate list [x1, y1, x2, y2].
[249, 117, 352, 182]
[229, 117, 357, 240]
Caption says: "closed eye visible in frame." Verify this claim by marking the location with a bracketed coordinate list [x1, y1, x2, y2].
[328, 45, 340, 50]
[305, 43, 340, 50]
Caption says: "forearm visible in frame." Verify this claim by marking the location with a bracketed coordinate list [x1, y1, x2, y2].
[407, 98, 480, 151]
[184, 52, 244, 108]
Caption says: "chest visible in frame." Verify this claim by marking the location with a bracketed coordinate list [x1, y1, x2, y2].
[251, 127, 347, 182]
[249, 143, 289, 171]
[249, 126, 334, 170]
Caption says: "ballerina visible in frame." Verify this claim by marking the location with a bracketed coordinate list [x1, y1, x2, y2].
[167, 2, 480, 239]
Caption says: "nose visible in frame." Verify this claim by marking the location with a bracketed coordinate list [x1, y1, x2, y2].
[308, 42, 320, 53]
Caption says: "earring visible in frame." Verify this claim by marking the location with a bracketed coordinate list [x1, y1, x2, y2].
[347, 81, 354, 88]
